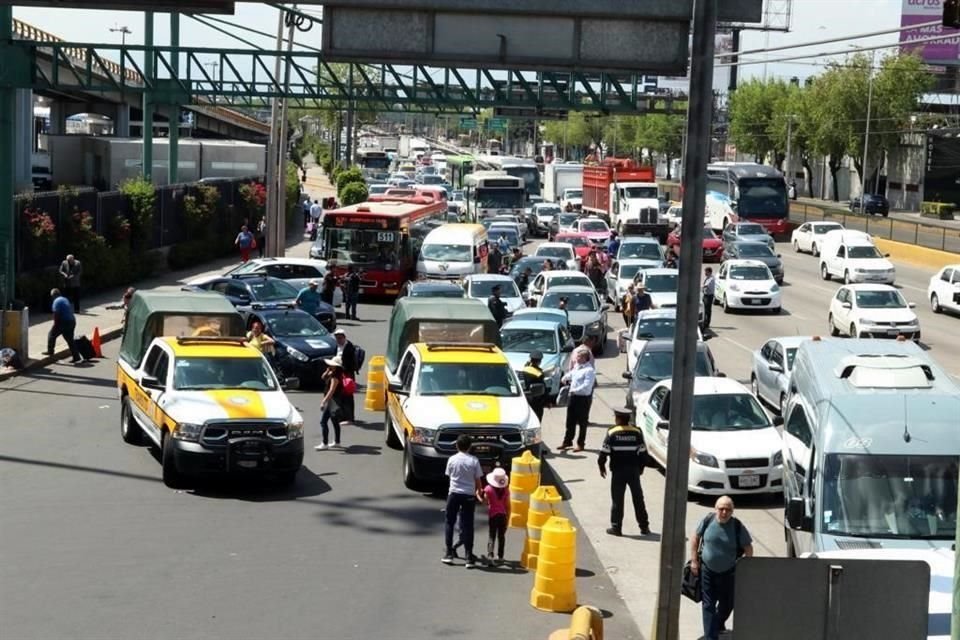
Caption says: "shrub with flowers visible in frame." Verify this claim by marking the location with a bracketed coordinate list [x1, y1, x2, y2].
[22, 205, 57, 255]
[239, 181, 267, 220]
[108, 214, 132, 244]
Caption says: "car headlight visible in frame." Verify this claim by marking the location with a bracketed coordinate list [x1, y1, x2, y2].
[690, 448, 719, 468]
[409, 427, 435, 445]
[770, 285, 780, 293]
[173, 422, 204, 442]
[287, 346, 309, 362]
[854, 268, 866, 273]
[772, 451, 783, 466]
[588, 320, 603, 331]
[523, 427, 542, 446]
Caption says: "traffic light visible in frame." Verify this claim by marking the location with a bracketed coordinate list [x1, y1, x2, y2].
[945, 0, 960, 28]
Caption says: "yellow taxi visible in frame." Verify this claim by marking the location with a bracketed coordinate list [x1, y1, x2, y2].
[118, 336, 304, 488]
[384, 342, 541, 491]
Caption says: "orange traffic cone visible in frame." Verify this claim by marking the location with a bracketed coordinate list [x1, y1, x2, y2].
[91, 327, 103, 358]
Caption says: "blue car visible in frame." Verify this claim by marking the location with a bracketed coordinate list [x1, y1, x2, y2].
[247, 308, 338, 388]
[499, 319, 575, 399]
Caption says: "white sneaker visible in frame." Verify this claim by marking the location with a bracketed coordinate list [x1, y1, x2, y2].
[314, 443, 328, 451]
[333, 441, 341, 448]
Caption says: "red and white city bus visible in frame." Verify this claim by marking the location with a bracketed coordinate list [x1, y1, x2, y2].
[322, 199, 447, 296]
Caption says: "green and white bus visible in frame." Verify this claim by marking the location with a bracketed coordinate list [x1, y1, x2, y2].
[445, 154, 477, 190]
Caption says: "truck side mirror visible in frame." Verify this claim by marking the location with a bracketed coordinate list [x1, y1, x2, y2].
[786, 497, 812, 532]
[141, 375, 164, 391]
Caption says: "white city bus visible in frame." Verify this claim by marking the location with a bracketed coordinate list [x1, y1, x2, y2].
[464, 171, 525, 220]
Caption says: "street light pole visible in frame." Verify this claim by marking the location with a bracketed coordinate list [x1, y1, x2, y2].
[860, 51, 875, 215]
[109, 24, 132, 47]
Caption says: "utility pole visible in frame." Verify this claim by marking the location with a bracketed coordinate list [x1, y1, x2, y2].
[784, 114, 794, 186]
[142, 12, 155, 181]
[204, 61, 219, 105]
[652, 0, 716, 638]
[274, 6, 296, 256]
[168, 13, 180, 185]
[0, 5, 14, 310]
[264, 9, 284, 258]
[860, 50, 876, 214]
[109, 24, 132, 47]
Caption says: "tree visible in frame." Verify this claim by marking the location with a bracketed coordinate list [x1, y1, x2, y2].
[340, 182, 368, 206]
[728, 79, 791, 164]
[636, 114, 685, 179]
[768, 84, 817, 196]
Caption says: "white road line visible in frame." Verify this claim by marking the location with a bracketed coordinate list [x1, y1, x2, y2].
[717, 334, 756, 355]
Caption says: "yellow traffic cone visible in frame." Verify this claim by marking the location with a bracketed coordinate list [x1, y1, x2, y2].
[530, 516, 577, 613]
[364, 356, 386, 411]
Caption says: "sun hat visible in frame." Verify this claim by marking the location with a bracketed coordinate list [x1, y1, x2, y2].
[309, 279, 319, 286]
[486, 467, 509, 488]
[333, 328, 346, 336]
[324, 355, 344, 368]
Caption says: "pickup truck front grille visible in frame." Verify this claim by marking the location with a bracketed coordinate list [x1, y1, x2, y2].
[201, 420, 288, 446]
[435, 425, 524, 454]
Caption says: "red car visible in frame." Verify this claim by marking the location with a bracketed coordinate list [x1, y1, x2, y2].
[667, 226, 723, 263]
[553, 232, 594, 263]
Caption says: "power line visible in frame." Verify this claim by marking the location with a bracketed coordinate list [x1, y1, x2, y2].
[718, 32, 960, 67]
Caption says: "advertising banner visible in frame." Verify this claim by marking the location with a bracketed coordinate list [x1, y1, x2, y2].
[900, 0, 960, 65]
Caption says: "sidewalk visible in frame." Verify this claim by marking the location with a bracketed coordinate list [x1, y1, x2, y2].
[793, 196, 960, 231]
[1, 168, 336, 380]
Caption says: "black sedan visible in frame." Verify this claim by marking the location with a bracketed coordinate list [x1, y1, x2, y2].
[849, 193, 889, 216]
[248, 308, 338, 388]
[721, 241, 785, 284]
[185, 274, 337, 331]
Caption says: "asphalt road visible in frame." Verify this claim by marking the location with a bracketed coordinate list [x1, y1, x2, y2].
[0, 307, 640, 640]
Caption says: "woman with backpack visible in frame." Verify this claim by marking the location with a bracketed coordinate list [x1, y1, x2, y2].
[315, 356, 347, 451]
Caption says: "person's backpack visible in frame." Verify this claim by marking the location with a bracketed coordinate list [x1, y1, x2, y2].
[341, 376, 357, 396]
[75, 336, 97, 360]
[698, 513, 746, 558]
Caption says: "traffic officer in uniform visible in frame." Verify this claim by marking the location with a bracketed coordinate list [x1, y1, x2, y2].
[520, 351, 547, 421]
[598, 407, 652, 536]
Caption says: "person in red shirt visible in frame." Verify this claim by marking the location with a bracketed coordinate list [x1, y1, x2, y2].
[482, 467, 512, 566]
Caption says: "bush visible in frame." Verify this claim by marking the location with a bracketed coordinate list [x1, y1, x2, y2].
[335, 166, 364, 193]
[167, 241, 211, 271]
[120, 177, 156, 252]
[184, 183, 220, 239]
[14, 269, 61, 310]
[340, 182, 369, 206]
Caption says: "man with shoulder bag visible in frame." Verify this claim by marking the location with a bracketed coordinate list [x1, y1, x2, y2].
[689, 496, 754, 640]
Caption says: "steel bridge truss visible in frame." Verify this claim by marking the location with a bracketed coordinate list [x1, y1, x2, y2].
[14, 40, 688, 115]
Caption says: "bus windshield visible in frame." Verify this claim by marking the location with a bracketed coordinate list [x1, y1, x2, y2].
[324, 228, 402, 265]
[477, 188, 525, 209]
[737, 178, 788, 219]
[505, 167, 541, 196]
[821, 454, 958, 539]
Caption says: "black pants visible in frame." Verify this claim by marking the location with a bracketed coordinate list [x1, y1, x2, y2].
[563, 394, 592, 447]
[701, 566, 736, 640]
[257, 235, 266, 258]
[487, 512, 507, 559]
[702, 294, 714, 329]
[47, 320, 80, 361]
[610, 468, 649, 530]
[445, 492, 477, 556]
[342, 392, 355, 422]
[65, 285, 80, 313]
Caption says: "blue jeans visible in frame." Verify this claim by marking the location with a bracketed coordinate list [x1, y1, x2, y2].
[345, 291, 359, 319]
[444, 492, 476, 557]
[701, 566, 736, 639]
[320, 405, 341, 445]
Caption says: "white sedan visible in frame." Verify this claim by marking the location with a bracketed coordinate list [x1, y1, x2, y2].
[791, 221, 844, 256]
[619, 308, 703, 373]
[827, 283, 921, 341]
[715, 259, 782, 314]
[928, 264, 960, 316]
[635, 377, 783, 495]
[750, 336, 808, 414]
[635, 268, 706, 325]
[463, 274, 526, 315]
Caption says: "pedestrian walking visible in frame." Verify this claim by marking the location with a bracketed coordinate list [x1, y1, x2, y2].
[702, 267, 716, 330]
[45, 288, 83, 364]
[606, 231, 620, 258]
[235, 225, 256, 263]
[344, 266, 361, 320]
[256, 217, 267, 259]
[487, 285, 509, 328]
[559, 347, 595, 452]
[309, 199, 323, 228]
[622, 283, 636, 328]
[488, 243, 503, 274]
[315, 355, 346, 450]
[58, 254, 82, 312]
[302, 197, 312, 228]
[598, 407, 651, 536]
[442, 434, 484, 568]
[320, 272, 337, 305]
[295, 279, 322, 318]
[333, 328, 359, 423]
[520, 351, 547, 421]
[690, 496, 754, 640]
[482, 467, 511, 566]
[633, 282, 656, 313]
[586, 257, 606, 296]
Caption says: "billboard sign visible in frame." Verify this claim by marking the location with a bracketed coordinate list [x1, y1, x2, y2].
[899, 0, 960, 65]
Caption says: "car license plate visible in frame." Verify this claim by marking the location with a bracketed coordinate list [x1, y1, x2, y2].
[745, 299, 759, 305]
[385, 289, 398, 295]
[739, 473, 760, 488]
[887, 329, 901, 335]
[473, 445, 493, 455]
[237, 460, 258, 469]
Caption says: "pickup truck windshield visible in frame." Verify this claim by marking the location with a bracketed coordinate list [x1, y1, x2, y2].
[821, 454, 958, 539]
[173, 357, 277, 391]
[418, 363, 520, 397]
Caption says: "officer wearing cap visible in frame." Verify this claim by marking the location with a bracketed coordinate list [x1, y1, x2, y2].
[521, 351, 547, 421]
[598, 407, 651, 536]
[488, 284, 509, 328]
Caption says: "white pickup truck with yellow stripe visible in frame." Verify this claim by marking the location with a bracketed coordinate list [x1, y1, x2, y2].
[383, 343, 541, 491]
[117, 336, 304, 488]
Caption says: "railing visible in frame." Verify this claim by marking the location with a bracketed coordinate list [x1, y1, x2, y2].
[789, 203, 960, 254]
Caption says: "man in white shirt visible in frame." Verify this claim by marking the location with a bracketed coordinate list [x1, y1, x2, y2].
[309, 199, 323, 225]
[560, 348, 596, 452]
[442, 435, 484, 568]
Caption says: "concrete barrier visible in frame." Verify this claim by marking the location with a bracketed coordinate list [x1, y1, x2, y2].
[547, 606, 604, 640]
[873, 238, 958, 271]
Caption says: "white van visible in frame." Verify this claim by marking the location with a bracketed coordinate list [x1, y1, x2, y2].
[819, 230, 895, 284]
[416, 224, 488, 281]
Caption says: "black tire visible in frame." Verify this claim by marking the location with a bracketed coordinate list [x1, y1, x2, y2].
[385, 406, 402, 450]
[750, 375, 760, 400]
[120, 395, 143, 445]
[792, 240, 800, 253]
[843, 270, 852, 285]
[771, 306, 782, 315]
[161, 431, 186, 489]
[402, 442, 428, 492]
[723, 296, 731, 314]
[931, 293, 941, 313]
[820, 263, 830, 281]
[779, 393, 787, 416]
[828, 313, 839, 337]
[849, 323, 858, 339]
[812, 242, 820, 257]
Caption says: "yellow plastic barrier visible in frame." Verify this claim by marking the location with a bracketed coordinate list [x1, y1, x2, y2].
[509, 450, 541, 529]
[364, 356, 386, 412]
[522, 485, 562, 570]
[547, 606, 604, 640]
[530, 516, 578, 613]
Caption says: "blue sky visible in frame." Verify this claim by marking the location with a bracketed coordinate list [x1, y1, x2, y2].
[13, 0, 905, 84]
